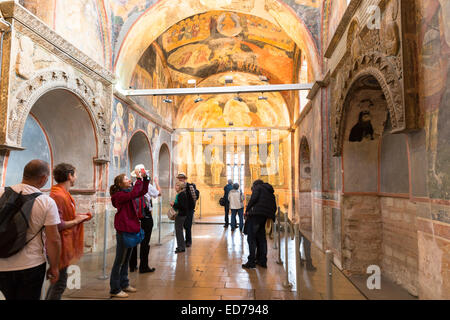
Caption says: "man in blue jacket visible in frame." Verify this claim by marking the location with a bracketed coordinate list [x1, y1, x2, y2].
[223, 180, 234, 228]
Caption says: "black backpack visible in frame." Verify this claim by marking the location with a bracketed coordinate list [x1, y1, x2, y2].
[185, 183, 200, 211]
[0, 187, 42, 258]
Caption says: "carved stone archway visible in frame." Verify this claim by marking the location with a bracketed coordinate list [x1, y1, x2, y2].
[9, 69, 110, 162]
[332, 51, 404, 156]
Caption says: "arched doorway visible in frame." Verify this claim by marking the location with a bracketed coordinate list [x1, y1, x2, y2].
[340, 74, 417, 294]
[299, 137, 312, 232]
[128, 131, 153, 177]
[158, 143, 171, 221]
[5, 89, 97, 191]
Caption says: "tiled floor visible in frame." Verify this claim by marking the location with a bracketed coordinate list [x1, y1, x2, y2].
[57, 222, 368, 300]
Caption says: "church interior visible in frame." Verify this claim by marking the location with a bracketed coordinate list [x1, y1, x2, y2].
[0, 0, 448, 300]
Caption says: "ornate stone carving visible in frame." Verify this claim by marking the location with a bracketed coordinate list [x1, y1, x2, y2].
[8, 69, 110, 162]
[332, 51, 404, 156]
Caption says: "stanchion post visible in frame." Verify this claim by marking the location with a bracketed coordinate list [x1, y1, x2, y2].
[282, 210, 292, 289]
[157, 197, 162, 245]
[276, 207, 283, 265]
[199, 195, 202, 220]
[98, 209, 109, 280]
[294, 224, 301, 298]
[326, 250, 333, 300]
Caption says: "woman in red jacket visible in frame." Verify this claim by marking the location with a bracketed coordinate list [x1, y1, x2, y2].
[109, 168, 149, 298]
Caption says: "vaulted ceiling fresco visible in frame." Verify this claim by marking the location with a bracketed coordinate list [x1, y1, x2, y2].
[176, 72, 290, 129]
[154, 11, 296, 86]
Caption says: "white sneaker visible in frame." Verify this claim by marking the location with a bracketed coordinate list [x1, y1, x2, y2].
[110, 291, 129, 298]
[123, 286, 137, 293]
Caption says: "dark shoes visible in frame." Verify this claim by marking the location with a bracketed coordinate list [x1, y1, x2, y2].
[139, 267, 156, 274]
[186, 243, 192, 248]
[300, 259, 317, 271]
[129, 266, 137, 272]
[256, 261, 267, 268]
[242, 262, 256, 269]
[175, 248, 185, 253]
[224, 224, 229, 228]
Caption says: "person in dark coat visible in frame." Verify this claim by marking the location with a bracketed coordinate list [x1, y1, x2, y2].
[223, 180, 234, 228]
[171, 181, 189, 253]
[242, 180, 276, 269]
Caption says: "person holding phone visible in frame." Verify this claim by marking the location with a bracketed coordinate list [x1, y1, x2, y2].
[109, 168, 149, 298]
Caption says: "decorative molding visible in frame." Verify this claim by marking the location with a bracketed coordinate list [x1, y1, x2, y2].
[0, 1, 114, 84]
[332, 51, 404, 156]
[324, 0, 363, 59]
[5, 69, 111, 162]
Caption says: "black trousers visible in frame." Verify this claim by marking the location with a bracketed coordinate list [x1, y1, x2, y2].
[130, 214, 154, 270]
[0, 263, 46, 300]
[224, 203, 230, 225]
[183, 209, 195, 245]
[246, 215, 268, 265]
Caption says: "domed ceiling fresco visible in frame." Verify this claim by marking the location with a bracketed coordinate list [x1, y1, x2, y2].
[130, 10, 300, 128]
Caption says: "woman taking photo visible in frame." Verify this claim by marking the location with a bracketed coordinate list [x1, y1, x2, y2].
[171, 181, 188, 254]
[109, 168, 149, 298]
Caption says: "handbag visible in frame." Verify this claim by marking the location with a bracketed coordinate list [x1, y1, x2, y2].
[167, 207, 178, 221]
[122, 229, 145, 248]
[219, 197, 226, 207]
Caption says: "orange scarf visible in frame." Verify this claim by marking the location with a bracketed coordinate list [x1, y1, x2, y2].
[50, 184, 85, 270]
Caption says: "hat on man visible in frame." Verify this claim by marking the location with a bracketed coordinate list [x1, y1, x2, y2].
[130, 164, 150, 178]
[176, 172, 187, 179]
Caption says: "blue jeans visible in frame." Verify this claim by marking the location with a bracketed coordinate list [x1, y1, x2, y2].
[110, 232, 132, 294]
[231, 208, 244, 231]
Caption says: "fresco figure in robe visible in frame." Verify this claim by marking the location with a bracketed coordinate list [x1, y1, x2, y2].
[249, 146, 262, 182]
[210, 147, 224, 185]
[111, 103, 127, 170]
[195, 145, 205, 184]
[266, 144, 278, 186]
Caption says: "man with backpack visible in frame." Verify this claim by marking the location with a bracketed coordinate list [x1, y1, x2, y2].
[176, 173, 199, 248]
[0, 159, 61, 300]
[242, 180, 276, 269]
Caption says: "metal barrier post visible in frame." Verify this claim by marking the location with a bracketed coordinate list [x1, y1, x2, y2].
[272, 217, 277, 249]
[156, 198, 162, 246]
[276, 207, 282, 265]
[282, 211, 292, 289]
[294, 224, 301, 298]
[98, 209, 109, 280]
[326, 250, 333, 300]
[199, 195, 202, 220]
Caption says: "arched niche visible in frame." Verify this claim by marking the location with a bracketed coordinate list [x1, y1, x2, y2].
[4, 114, 51, 189]
[343, 75, 388, 193]
[158, 143, 171, 191]
[298, 136, 312, 232]
[6, 89, 97, 191]
[128, 130, 153, 177]
[340, 74, 412, 277]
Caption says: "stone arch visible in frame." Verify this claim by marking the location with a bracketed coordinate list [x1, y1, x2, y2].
[298, 136, 312, 232]
[128, 130, 154, 177]
[299, 136, 311, 191]
[333, 52, 404, 156]
[113, 0, 321, 88]
[10, 69, 110, 162]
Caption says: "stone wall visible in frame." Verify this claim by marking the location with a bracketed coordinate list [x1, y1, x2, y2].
[342, 195, 382, 274]
[298, 191, 312, 231]
[380, 197, 419, 296]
